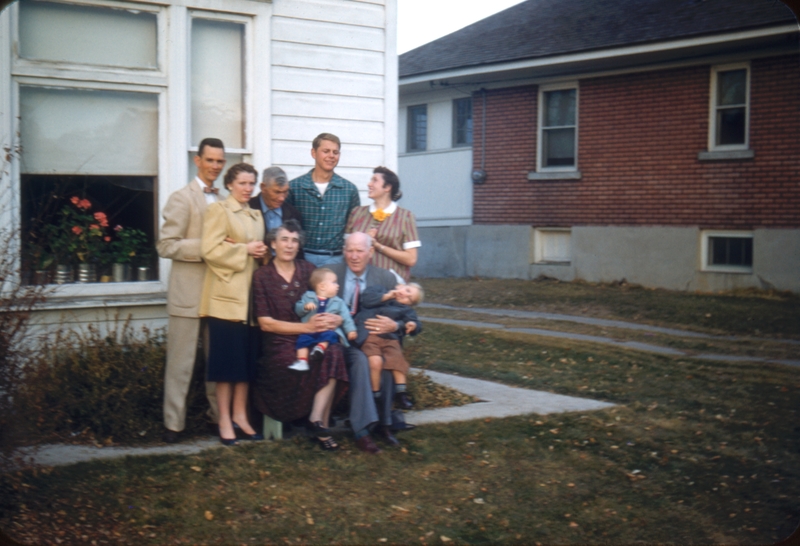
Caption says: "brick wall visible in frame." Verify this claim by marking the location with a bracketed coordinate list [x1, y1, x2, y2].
[472, 54, 800, 228]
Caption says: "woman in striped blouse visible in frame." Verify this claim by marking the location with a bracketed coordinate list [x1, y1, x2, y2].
[345, 166, 421, 282]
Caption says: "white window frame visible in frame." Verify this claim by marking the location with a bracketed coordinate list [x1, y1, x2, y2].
[1, 0, 271, 303]
[700, 230, 754, 273]
[406, 103, 427, 152]
[187, 10, 254, 156]
[11, 0, 168, 86]
[533, 227, 572, 264]
[708, 62, 750, 152]
[537, 82, 579, 173]
[452, 96, 472, 148]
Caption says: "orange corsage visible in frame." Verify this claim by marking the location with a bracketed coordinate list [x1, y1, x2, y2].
[371, 208, 390, 222]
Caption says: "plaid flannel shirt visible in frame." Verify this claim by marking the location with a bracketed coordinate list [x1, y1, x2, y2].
[288, 170, 360, 253]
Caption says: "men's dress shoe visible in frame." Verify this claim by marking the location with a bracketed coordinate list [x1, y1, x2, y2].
[390, 422, 416, 432]
[355, 435, 382, 454]
[378, 426, 400, 447]
[394, 391, 414, 410]
[162, 429, 180, 444]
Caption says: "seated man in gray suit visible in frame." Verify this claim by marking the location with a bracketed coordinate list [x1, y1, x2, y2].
[330, 231, 412, 454]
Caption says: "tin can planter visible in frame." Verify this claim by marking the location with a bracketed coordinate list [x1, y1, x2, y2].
[112, 263, 131, 282]
[77, 263, 97, 283]
[136, 266, 150, 281]
[33, 270, 50, 285]
[54, 264, 73, 284]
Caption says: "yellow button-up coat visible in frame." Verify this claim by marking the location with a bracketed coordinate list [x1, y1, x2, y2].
[199, 195, 265, 323]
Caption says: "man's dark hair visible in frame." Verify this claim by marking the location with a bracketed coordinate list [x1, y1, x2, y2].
[312, 133, 341, 150]
[223, 163, 258, 190]
[197, 137, 225, 157]
[373, 166, 402, 201]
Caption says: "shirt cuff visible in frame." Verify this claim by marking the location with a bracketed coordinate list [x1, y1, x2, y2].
[403, 240, 422, 250]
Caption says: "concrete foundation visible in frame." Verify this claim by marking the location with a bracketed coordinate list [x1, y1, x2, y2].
[414, 225, 800, 294]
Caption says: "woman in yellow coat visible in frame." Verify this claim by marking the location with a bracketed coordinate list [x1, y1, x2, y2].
[200, 163, 267, 445]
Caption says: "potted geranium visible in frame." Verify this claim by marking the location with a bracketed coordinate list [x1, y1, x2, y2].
[43, 196, 111, 283]
[109, 225, 148, 282]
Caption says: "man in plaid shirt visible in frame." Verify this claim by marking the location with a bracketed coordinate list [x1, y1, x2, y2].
[288, 133, 361, 267]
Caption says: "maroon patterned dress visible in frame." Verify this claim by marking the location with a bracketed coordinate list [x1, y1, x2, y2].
[252, 259, 349, 423]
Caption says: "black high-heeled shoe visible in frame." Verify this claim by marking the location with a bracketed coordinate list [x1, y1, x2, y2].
[220, 436, 239, 447]
[233, 422, 264, 441]
[309, 420, 330, 437]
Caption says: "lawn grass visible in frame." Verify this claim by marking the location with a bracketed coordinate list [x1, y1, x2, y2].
[3, 321, 799, 545]
[417, 277, 800, 339]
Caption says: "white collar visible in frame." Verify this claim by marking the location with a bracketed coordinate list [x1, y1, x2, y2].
[369, 201, 397, 214]
[195, 177, 216, 191]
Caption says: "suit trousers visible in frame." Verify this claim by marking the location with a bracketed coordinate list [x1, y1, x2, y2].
[164, 315, 219, 432]
[344, 345, 395, 432]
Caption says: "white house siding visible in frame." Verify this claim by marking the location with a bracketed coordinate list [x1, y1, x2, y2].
[398, 89, 474, 227]
[0, 0, 397, 334]
[271, 0, 397, 203]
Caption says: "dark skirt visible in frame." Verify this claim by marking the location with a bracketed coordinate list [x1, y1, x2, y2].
[206, 317, 258, 382]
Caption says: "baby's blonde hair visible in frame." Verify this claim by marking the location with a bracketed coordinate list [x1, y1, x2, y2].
[407, 282, 424, 305]
[309, 268, 336, 291]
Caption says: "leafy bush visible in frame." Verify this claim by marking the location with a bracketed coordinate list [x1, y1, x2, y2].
[17, 319, 207, 445]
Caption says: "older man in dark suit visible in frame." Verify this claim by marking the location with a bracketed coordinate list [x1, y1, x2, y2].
[329, 231, 411, 454]
[249, 166, 303, 238]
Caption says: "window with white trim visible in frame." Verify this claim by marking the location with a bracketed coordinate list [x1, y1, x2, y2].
[701, 231, 753, 272]
[407, 104, 427, 152]
[709, 63, 750, 150]
[538, 84, 578, 170]
[452, 97, 472, 147]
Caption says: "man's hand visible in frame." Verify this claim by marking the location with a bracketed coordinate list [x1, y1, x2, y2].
[304, 302, 318, 311]
[346, 331, 357, 341]
[405, 321, 417, 334]
[314, 312, 343, 331]
[364, 315, 397, 335]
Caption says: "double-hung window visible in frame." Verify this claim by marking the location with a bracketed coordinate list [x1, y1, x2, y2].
[407, 104, 427, 152]
[709, 63, 750, 150]
[538, 84, 578, 170]
[452, 97, 473, 147]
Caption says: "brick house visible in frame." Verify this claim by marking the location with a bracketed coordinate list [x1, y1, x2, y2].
[398, 0, 800, 293]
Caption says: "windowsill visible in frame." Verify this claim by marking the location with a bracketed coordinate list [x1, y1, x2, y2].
[697, 150, 754, 161]
[33, 283, 168, 311]
[533, 261, 571, 266]
[528, 171, 582, 181]
[399, 147, 471, 157]
[700, 266, 753, 275]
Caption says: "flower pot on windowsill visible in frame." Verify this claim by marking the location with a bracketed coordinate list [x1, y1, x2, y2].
[54, 264, 73, 284]
[136, 266, 150, 281]
[33, 270, 50, 285]
[112, 263, 131, 282]
[76, 263, 97, 283]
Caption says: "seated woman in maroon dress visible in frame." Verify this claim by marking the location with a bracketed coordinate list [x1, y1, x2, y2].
[252, 219, 349, 450]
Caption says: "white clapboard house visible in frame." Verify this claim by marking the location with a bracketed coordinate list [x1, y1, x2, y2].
[0, 0, 397, 332]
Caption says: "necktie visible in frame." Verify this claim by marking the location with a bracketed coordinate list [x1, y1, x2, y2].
[351, 278, 360, 315]
[203, 186, 219, 194]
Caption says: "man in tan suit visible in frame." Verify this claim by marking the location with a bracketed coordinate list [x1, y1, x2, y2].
[157, 138, 226, 443]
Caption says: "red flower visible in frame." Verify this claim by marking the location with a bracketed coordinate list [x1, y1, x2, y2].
[78, 199, 91, 211]
[94, 212, 109, 227]
[70, 196, 80, 206]
[104, 236, 111, 242]
[72, 226, 83, 235]
[89, 224, 100, 231]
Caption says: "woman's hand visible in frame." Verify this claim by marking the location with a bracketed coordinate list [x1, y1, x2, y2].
[367, 228, 378, 239]
[246, 241, 267, 259]
[308, 313, 343, 332]
[364, 315, 397, 335]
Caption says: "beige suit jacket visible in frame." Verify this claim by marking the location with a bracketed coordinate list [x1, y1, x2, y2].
[199, 195, 264, 323]
[157, 181, 210, 318]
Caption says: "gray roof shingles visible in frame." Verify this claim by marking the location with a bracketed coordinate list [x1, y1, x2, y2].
[399, 0, 798, 77]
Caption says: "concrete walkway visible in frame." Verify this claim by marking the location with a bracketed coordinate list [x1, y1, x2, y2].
[11, 368, 614, 469]
[420, 303, 800, 367]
